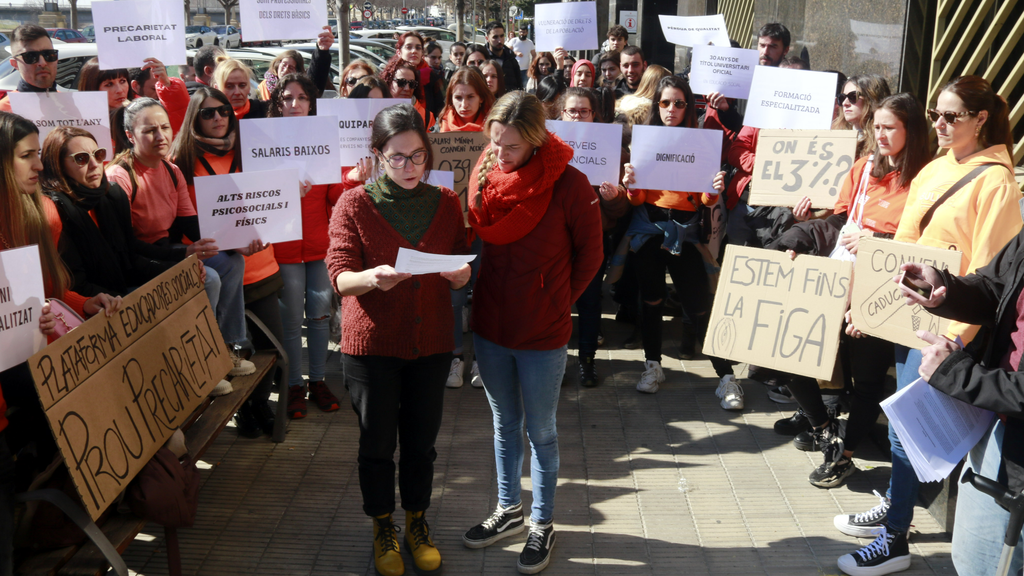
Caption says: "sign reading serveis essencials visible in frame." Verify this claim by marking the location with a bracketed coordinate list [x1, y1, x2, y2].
[239, 0, 330, 42]
[92, 0, 186, 69]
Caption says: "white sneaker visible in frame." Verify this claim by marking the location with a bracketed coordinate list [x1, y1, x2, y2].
[636, 360, 664, 394]
[462, 307, 470, 333]
[210, 379, 233, 397]
[718, 375, 744, 410]
[228, 349, 256, 376]
[470, 361, 484, 388]
[446, 358, 465, 388]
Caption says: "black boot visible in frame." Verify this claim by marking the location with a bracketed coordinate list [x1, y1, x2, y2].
[578, 355, 598, 387]
[249, 399, 276, 436]
[233, 402, 262, 439]
[679, 323, 697, 360]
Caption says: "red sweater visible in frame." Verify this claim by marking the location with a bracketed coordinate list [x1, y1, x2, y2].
[472, 165, 603, 350]
[326, 185, 465, 359]
[274, 183, 344, 264]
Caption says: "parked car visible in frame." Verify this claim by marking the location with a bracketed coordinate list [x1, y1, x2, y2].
[0, 42, 97, 97]
[349, 38, 395, 61]
[185, 25, 217, 48]
[212, 25, 241, 49]
[0, 32, 9, 53]
[349, 21, 364, 31]
[446, 23, 487, 43]
[79, 25, 95, 42]
[46, 28, 89, 43]
[239, 29, 281, 48]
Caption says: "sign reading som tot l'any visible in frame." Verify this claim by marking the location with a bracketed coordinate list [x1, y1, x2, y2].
[704, 245, 852, 380]
[750, 129, 858, 209]
[29, 257, 233, 521]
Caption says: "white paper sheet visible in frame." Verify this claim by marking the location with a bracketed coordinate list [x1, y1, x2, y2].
[0, 246, 47, 372]
[92, 0, 187, 69]
[533, 2, 599, 52]
[688, 45, 759, 100]
[394, 248, 476, 275]
[658, 14, 730, 47]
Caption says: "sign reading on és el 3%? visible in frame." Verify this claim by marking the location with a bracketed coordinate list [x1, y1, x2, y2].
[750, 129, 858, 209]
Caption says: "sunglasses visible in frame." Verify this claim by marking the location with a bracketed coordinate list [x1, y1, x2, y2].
[199, 104, 233, 120]
[927, 109, 976, 125]
[345, 75, 369, 86]
[393, 78, 419, 89]
[658, 99, 687, 110]
[16, 49, 58, 65]
[67, 148, 108, 166]
[836, 90, 861, 105]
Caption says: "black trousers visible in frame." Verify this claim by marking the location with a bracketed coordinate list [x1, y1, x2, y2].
[245, 291, 284, 403]
[343, 352, 449, 517]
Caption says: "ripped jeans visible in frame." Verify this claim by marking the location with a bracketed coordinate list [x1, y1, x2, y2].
[279, 260, 333, 388]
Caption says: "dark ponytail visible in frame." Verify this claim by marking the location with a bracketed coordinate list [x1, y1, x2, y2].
[941, 75, 1014, 152]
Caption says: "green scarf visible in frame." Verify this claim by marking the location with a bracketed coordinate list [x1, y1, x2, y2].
[365, 175, 441, 246]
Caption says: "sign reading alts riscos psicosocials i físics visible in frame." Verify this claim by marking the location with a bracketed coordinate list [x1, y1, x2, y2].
[195, 169, 304, 251]
[92, 0, 187, 69]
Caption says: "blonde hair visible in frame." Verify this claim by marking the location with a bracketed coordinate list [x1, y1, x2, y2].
[476, 92, 548, 191]
[212, 57, 253, 99]
[633, 64, 671, 100]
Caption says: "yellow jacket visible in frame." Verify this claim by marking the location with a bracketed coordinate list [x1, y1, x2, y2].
[895, 144, 1023, 344]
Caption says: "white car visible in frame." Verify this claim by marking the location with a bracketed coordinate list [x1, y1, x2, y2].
[397, 26, 456, 52]
[212, 25, 241, 49]
[185, 25, 217, 49]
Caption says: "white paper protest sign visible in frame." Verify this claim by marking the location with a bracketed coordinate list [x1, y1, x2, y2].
[423, 170, 455, 191]
[195, 169, 304, 251]
[689, 45, 758, 99]
[238, 0, 330, 42]
[9, 92, 113, 156]
[659, 14, 730, 47]
[0, 246, 47, 373]
[92, 0, 186, 69]
[240, 116, 342, 185]
[546, 120, 622, 186]
[534, 1, 599, 52]
[316, 98, 407, 165]
[743, 67, 838, 130]
[630, 125, 723, 194]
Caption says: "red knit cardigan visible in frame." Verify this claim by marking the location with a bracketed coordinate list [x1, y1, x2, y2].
[326, 185, 465, 359]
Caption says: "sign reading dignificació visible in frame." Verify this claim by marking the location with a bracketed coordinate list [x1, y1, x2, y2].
[630, 125, 723, 195]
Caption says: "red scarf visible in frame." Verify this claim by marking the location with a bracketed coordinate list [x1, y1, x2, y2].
[468, 133, 573, 245]
[438, 107, 485, 132]
[233, 99, 251, 120]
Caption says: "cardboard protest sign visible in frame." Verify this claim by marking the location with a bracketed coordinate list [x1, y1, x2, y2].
[744, 67, 839, 130]
[851, 238, 962, 349]
[630, 125, 722, 194]
[92, 0, 186, 69]
[750, 129, 858, 208]
[195, 169, 304, 250]
[546, 120, 622, 187]
[239, 0, 329, 42]
[316, 98, 407, 166]
[428, 132, 489, 225]
[688, 45, 758, 100]
[8, 92, 114, 165]
[29, 257, 232, 520]
[658, 14, 731, 47]
[0, 246, 46, 373]
[240, 115, 342, 185]
[704, 245, 852, 380]
[534, 1, 599, 52]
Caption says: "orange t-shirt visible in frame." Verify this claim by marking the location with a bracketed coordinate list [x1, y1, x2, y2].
[107, 161, 195, 244]
[832, 156, 909, 235]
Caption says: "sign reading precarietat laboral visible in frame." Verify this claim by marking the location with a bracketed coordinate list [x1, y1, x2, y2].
[92, 0, 187, 69]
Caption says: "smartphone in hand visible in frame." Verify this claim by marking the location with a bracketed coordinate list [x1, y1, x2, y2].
[899, 270, 933, 299]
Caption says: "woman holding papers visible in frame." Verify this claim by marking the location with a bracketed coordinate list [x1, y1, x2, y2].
[621, 76, 734, 402]
[326, 103, 468, 576]
[836, 76, 1022, 576]
[462, 92, 602, 574]
[267, 74, 345, 420]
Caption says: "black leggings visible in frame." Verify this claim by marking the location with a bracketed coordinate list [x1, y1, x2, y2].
[245, 291, 284, 403]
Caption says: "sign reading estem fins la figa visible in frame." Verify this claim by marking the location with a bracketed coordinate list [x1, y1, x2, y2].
[851, 238, 962, 349]
[704, 245, 852, 380]
[533, 1, 598, 52]
[744, 67, 838, 130]
[658, 14, 730, 47]
[0, 246, 46, 373]
[428, 132, 489, 225]
[546, 120, 623, 186]
[750, 129, 858, 208]
[240, 115, 341, 185]
[688, 45, 758, 100]
[92, 0, 186, 69]
[29, 257, 232, 521]
[195, 169, 304, 251]
[630, 125, 722, 194]
[239, 0, 329, 42]
[317, 98, 407, 166]
[8, 92, 113, 158]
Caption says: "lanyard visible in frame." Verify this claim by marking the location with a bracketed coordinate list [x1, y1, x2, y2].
[850, 156, 873, 227]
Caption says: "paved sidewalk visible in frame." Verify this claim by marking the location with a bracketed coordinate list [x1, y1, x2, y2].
[123, 313, 954, 576]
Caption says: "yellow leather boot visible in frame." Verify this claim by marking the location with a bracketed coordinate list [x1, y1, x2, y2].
[372, 514, 404, 576]
[405, 510, 442, 574]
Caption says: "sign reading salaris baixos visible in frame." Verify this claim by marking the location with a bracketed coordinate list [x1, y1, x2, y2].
[743, 67, 838, 130]
[239, 0, 330, 42]
[92, 0, 187, 70]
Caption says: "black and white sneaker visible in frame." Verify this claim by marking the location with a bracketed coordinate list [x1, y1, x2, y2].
[463, 502, 525, 549]
[809, 455, 856, 488]
[834, 490, 890, 537]
[517, 521, 555, 574]
[837, 524, 910, 575]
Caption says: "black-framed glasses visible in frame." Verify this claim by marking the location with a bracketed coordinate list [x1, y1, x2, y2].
[658, 99, 686, 109]
[380, 149, 428, 169]
[199, 104, 233, 120]
[67, 148, 107, 166]
[927, 109, 977, 124]
[346, 74, 369, 86]
[393, 78, 419, 89]
[563, 108, 592, 119]
[836, 90, 861, 105]
[16, 49, 58, 65]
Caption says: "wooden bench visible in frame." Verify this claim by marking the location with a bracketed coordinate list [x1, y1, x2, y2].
[16, 310, 288, 576]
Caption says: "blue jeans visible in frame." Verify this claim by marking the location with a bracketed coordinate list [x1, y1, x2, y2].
[953, 419, 1022, 576]
[204, 251, 247, 346]
[279, 260, 333, 388]
[452, 236, 481, 355]
[726, 199, 756, 247]
[886, 345, 922, 533]
[474, 335, 566, 524]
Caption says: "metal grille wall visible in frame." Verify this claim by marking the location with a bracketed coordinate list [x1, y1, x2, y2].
[718, 0, 756, 46]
